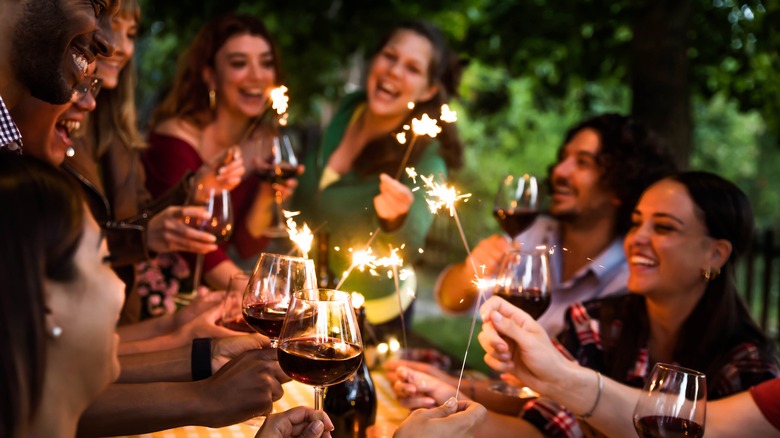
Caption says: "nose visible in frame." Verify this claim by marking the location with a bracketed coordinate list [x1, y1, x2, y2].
[626, 222, 650, 247]
[552, 157, 573, 181]
[74, 91, 97, 112]
[94, 18, 117, 58]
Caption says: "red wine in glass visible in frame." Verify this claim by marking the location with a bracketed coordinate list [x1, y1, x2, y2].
[278, 336, 363, 386]
[187, 215, 233, 243]
[218, 316, 254, 333]
[494, 286, 551, 319]
[634, 416, 704, 438]
[256, 163, 298, 184]
[493, 208, 540, 239]
[243, 302, 287, 339]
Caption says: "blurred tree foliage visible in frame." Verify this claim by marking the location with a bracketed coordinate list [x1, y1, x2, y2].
[136, 0, 779, 238]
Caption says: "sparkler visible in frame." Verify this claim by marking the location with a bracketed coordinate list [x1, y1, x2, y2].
[284, 210, 313, 259]
[270, 85, 289, 126]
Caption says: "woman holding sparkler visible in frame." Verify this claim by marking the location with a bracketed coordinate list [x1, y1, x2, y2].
[292, 21, 464, 336]
[145, 13, 297, 290]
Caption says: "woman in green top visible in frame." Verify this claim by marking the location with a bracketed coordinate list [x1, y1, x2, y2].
[293, 21, 464, 337]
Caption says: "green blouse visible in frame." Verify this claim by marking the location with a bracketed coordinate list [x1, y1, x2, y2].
[292, 91, 447, 324]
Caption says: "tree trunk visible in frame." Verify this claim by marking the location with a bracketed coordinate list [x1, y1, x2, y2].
[630, 0, 694, 168]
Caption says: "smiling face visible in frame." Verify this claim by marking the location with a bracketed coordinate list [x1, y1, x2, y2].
[205, 33, 277, 120]
[96, 13, 137, 89]
[624, 179, 728, 299]
[365, 29, 438, 121]
[549, 128, 619, 224]
[49, 211, 124, 393]
[11, 0, 118, 104]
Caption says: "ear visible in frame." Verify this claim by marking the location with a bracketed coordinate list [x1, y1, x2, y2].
[418, 83, 439, 103]
[707, 238, 732, 271]
[202, 67, 217, 91]
[42, 279, 64, 340]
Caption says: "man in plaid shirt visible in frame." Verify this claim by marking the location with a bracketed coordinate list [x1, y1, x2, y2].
[0, 0, 119, 151]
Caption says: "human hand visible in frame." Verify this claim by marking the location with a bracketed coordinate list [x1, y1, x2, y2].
[211, 333, 273, 373]
[255, 407, 334, 438]
[146, 206, 219, 254]
[394, 398, 486, 438]
[173, 291, 225, 329]
[174, 301, 247, 344]
[477, 296, 573, 394]
[386, 363, 459, 410]
[269, 165, 303, 202]
[373, 173, 414, 223]
[199, 349, 290, 426]
[193, 146, 245, 192]
[466, 234, 512, 278]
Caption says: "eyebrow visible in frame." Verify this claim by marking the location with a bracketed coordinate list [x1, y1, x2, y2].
[633, 210, 685, 226]
[225, 51, 273, 59]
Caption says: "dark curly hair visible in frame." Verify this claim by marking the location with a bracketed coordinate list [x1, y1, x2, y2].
[549, 113, 677, 235]
[353, 20, 464, 175]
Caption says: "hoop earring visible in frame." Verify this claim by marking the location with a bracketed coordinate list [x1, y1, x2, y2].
[209, 89, 216, 111]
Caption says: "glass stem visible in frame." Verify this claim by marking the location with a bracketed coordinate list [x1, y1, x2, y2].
[314, 386, 324, 411]
[192, 253, 205, 293]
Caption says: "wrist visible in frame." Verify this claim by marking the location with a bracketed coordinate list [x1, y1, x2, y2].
[191, 338, 213, 381]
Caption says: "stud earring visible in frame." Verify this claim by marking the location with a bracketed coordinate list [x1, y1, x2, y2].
[209, 89, 216, 111]
[51, 326, 63, 338]
[66, 146, 75, 158]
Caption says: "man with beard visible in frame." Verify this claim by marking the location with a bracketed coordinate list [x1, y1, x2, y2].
[0, 0, 118, 150]
[435, 114, 677, 337]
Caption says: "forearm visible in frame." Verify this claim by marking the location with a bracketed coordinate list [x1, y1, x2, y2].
[435, 263, 479, 313]
[117, 315, 176, 343]
[475, 411, 544, 438]
[243, 182, 275, 238]
[117, 346, 191, 383]
[707, 391, 778, 438]
[77, 381, 210, 437]
[118, 330, 190, 355]
[470, 379, 525, 415]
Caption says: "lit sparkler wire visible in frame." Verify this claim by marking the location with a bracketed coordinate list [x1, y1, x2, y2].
[388, 244, 409, 350]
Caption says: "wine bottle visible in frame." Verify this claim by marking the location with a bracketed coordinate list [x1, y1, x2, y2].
[316, 231, 337, 288]
[323, 306, 377, 438]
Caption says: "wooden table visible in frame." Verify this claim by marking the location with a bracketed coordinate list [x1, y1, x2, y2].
[125, 371, 409, 438]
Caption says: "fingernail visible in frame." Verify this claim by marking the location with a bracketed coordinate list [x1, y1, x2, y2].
[492, 312, 503, 324]
[444, 397, 457, 409]
[310, 420, 324, 434]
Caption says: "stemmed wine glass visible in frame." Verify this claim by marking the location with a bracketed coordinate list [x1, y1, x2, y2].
[494, 174, 540, 246]
[177, 184, 233, 303]
[490, 247, 551, 397]
[242, 253, 317, 347]
[277, 289, 363, 410]
[633, 363, 707, 438]
[258, 128, 299, 238]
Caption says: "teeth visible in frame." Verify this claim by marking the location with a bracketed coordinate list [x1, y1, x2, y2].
[72, 51, 88, 74]
[57, 120, 80, 134]
[630, 255, 657, 267]
[242, 89, 263, 97]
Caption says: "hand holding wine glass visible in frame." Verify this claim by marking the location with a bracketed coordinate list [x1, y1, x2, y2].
[177, 184, 234, 303]
[242, 253, 317, 347]
[494, 174, 540, 244]
[257, 128, 300, 238]
[278, 289, 363, 410]
[218, 271, 254, 333]
[633, 363, 706, 438]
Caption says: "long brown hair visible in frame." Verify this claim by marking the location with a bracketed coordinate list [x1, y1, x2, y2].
[149, 13, 281, 130]
[89, 0, 144, 156]
[0, 154, 84, 437]
[352, 20, 464, 175]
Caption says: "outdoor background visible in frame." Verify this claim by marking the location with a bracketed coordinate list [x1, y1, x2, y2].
[135, 0, 779, 366]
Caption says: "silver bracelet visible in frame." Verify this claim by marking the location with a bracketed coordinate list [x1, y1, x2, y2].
[577, 371, 603, 420]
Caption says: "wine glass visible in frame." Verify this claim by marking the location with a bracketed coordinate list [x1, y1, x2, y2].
[277, 289, 363, 410]
[494, 174, 540, 245]
[177, 185, 233, 303]
[218, 271, 254, 332]
[490, 247, 551, 397]
[633, 363, 707, 438]
[242, 253, 317, 347]
[258, 128, 299, 238]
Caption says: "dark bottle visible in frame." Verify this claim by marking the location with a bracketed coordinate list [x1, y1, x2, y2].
[323, 306, 377, 438]
[316, 231, 338, 288]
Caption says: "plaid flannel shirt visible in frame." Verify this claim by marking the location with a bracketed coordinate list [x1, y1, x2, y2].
[519, 295, 779, 438]
[0, 95, 22, 153]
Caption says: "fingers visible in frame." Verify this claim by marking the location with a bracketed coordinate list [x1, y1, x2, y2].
[378, 173, 414, 201]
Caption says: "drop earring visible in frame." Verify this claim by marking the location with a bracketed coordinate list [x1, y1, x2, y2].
[209, 89, 216, 111]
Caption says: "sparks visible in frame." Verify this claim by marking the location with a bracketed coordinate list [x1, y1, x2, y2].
[396, 132, 407, 145]
[440, 104, 457, 123]
[405, 167, 418, 183]
[411, 114, 442, 138]
[284, 210, 313, 258]
[270, 86, 289, 115]
[420, 174, 472, 217]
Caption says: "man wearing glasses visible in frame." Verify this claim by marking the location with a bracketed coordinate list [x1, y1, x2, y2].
[0, 0, 117, 150]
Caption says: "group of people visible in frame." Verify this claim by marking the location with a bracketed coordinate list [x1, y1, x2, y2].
[0, 1, 777, 438]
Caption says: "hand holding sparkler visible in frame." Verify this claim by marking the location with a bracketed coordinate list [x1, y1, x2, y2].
[375, 173, 415, 231]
